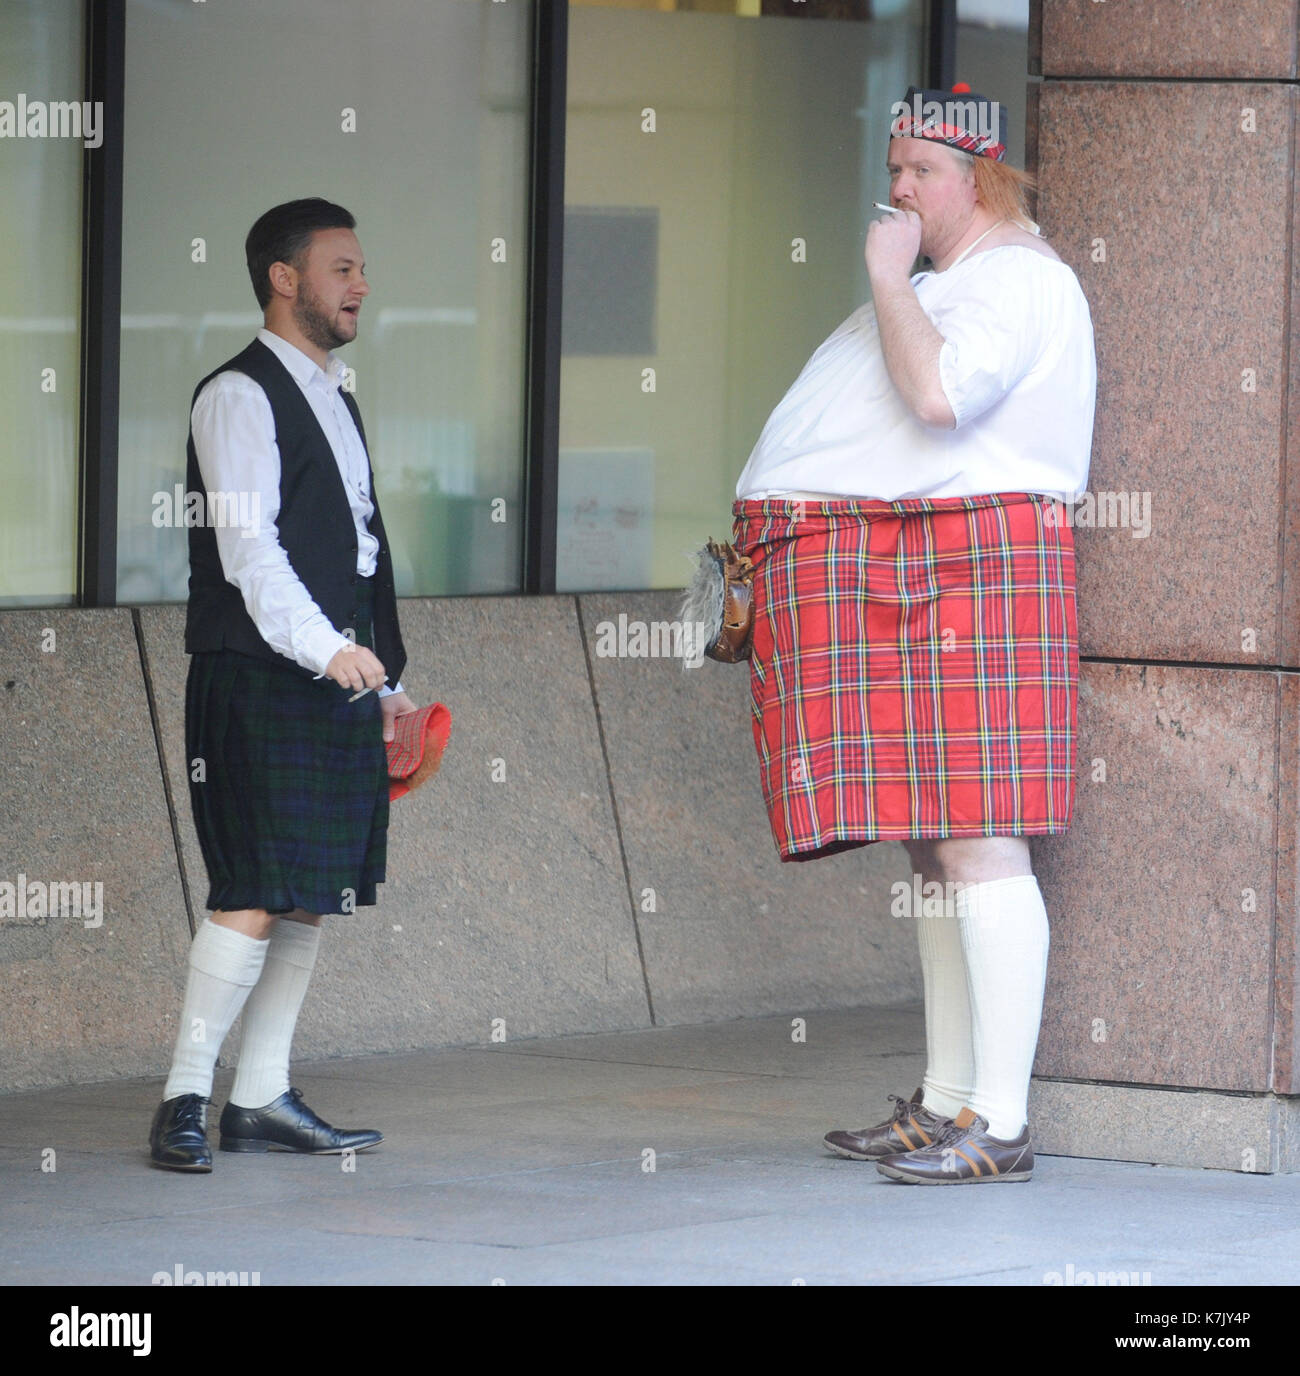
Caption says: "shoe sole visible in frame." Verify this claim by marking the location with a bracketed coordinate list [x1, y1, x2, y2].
[876, 1162, 1033, 1184]
[149, 1157, 212, 1173]
[218, 1136, 384, 1154]
[823, 1136, 899, 1162]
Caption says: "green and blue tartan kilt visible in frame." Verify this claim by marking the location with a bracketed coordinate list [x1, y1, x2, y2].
[184, 577, 389, 915]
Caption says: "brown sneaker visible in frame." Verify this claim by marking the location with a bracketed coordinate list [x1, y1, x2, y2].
[875, 1106, 1033, 1184]
[823, 1087, 949, 1161]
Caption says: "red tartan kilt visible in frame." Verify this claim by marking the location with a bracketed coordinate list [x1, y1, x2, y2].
[732, 493, 1079, 862]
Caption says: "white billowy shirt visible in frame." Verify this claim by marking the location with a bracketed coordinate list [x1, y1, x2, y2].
[189, 327, 403, 695]
[735, 244, 1096, 502]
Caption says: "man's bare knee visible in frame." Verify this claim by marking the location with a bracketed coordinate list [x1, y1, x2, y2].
[279, 908, 323, 928]
[927, 836, 1032, 885]
[902, 839, 937, 884]
[210, 907, 277, 940]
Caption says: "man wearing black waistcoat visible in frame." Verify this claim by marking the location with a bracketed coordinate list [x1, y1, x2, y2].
[148, 198, 415, 1172]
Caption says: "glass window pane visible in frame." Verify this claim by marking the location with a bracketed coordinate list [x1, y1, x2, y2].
[956, 0, 1029, 170]
[559, 0, 926, 591]
[117, 0, 532, 603]
[0, 1, 84, 607]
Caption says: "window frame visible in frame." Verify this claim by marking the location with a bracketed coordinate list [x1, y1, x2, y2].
[74, 0, 953, 606]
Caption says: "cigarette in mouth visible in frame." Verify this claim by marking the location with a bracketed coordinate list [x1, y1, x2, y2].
[873, 202, 902, 214]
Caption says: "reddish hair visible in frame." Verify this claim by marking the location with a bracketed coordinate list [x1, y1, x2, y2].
[970, 155, 1037, 230]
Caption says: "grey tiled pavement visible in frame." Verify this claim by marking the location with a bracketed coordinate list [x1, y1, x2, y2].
[2, 1007, 1297, 1286]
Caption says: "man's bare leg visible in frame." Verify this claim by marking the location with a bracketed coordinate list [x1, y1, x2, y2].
[210, 905, 324, 938]
[915, 834, 1033, 886]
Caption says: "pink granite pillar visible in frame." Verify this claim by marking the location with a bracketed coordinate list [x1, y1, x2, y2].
[1025, 0, 1300, 1170]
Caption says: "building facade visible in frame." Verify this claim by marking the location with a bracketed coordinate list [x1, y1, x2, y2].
[3, 0, 1294, 1173]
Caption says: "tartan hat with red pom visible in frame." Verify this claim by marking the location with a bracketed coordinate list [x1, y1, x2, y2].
[889, 83, 1008, 162]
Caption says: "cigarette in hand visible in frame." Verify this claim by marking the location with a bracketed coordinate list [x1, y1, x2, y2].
[348, 676, 388, 703]
[873, 202, 902, 215]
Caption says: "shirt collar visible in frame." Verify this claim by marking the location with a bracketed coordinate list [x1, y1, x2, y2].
[257, 327, 346, 393]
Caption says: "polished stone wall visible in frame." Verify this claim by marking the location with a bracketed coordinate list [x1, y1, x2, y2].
[1027, 0, 1300, 1165]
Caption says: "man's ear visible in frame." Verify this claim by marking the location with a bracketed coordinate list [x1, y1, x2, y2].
[268, 260, 297, 300]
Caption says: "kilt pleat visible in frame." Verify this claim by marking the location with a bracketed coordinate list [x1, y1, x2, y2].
[185, 579, 390, 914]
[732, 492, 1079, 861]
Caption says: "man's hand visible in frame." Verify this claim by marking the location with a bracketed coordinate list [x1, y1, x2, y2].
[864, 209, 955, 429]
[379, 690, 417, 743]
[324, 642, 387, 696]
[865, 208, 922, 283]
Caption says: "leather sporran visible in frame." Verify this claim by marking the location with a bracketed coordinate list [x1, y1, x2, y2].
[680, 538, 755, 664]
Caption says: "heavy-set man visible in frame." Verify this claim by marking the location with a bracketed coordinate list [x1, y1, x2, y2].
[733, 88, 1096, 1183]
[149, 198, 415, 1171]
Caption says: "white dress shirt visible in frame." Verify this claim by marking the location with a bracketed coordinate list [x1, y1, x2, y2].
[735, 245, 1096, 502]
[190, 327, 403, 694]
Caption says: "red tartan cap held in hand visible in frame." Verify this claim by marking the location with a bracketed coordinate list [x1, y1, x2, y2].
[386, 702, 451, 801]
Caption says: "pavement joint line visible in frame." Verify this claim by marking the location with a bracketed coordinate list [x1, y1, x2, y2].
[470, 1025, 925, 1061]
[297, 1065, 771, 1088]
[0, 1051, 918, 1105]
[0, 1031, 925, 1104]
[494, 1032, 923, 1054]
[0, 1066, 924, 1128]
[451, 1049, 921, 1078]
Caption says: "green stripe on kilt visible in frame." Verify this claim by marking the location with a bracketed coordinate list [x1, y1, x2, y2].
[185, 577, 390, 914]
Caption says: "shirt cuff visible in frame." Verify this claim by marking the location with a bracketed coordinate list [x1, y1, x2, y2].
[378, 680, 404, 699]
[301, 625, 355, 680]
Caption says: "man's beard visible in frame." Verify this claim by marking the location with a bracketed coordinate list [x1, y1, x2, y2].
[919, 209, 964, 263]
[293, 280, 350, 352]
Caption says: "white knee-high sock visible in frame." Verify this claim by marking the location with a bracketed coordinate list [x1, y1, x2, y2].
[229, 919, 321, 1109]
[916, 897, 975, 1119]
[163, 919, 269, 1099]
[955, 874, 1050, 1139]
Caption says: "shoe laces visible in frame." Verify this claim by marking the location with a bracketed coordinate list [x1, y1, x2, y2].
[926, 1116, 977, 1150]
[286, 1087, 328, 1126]
[175, 1094, 210, 1125]
[886, 1092, 919, 1122]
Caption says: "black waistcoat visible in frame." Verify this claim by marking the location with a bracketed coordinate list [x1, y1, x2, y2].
[183, 337, 407, 687]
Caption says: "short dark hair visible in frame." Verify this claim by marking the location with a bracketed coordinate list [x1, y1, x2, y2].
[244, 198, 356, 310]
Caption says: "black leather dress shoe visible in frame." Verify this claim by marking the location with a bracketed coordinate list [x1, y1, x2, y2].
[149, 1094, 213, 1172]
[218, 1087, 383, 1154]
